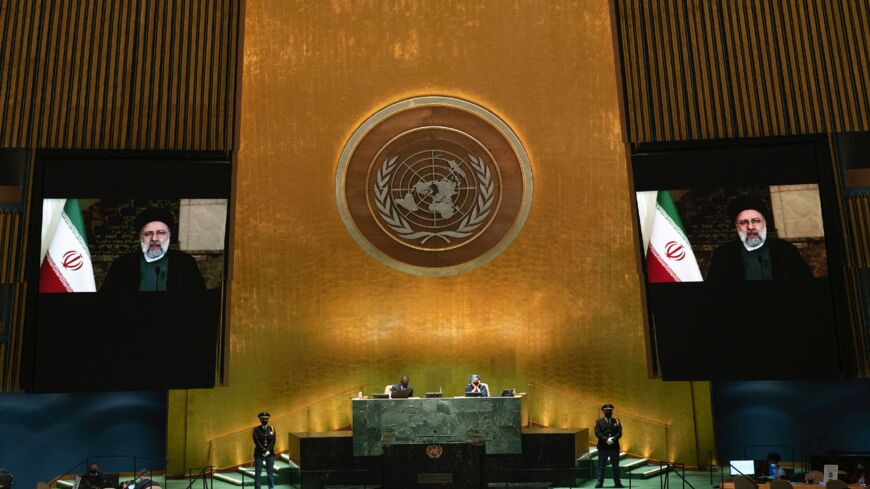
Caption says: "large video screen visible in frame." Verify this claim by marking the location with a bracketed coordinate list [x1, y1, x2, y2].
[632, 138, 847, 380]
[24, 154, 231, 392]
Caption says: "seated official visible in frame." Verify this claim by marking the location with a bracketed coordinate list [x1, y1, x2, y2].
[849, 460, 868, 485]
[121, 470, 156, 489]
[765, 452, 787, 479]
[389, 376, 413, 397]
[465, 374, 488, 397]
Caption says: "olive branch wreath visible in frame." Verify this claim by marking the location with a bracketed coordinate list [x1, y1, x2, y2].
[374, 154, 495, 244]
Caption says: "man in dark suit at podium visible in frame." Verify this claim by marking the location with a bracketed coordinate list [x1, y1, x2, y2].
[594, 404, 624, 488]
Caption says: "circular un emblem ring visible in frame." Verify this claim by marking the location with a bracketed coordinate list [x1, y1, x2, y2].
[337, 96, 533, 276]
[425, 444, 444, 459]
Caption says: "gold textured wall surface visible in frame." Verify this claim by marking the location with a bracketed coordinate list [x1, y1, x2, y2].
[167, 0, 714, 472]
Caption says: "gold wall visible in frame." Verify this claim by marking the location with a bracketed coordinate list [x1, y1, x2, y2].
[167, 0, 715, 472]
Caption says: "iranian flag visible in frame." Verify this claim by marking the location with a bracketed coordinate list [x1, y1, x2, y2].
[637, 191, 702, 283]
[39, 199, 96, 292]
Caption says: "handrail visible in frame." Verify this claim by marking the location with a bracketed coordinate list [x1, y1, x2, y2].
[527, 382, 670, 427]
[207, 384, 363, 442]
[661, 462, 696, 489]
[526, 381, 671, 462]
[184, 465, 213, 489]
[206, 385, 363, 469]
[52, 455, 168, 485]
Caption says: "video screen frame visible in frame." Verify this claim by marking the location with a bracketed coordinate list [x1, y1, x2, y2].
[22, 149, 234, 392]
[630, 135, 853, 380]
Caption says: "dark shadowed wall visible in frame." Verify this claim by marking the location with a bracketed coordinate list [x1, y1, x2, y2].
[0, 391, 167, 489]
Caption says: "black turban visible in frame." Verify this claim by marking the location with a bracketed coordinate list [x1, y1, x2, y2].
[727, 195, 769, 223]
[134, 207, 174, 235]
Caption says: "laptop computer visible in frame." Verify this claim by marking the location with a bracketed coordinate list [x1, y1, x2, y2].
[465, 391, 483, 397]
[390, 389, 411, 399]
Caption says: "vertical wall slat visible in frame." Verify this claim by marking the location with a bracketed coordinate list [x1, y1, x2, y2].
[617, 0, 870, 145]
[0, 0, 241, 151]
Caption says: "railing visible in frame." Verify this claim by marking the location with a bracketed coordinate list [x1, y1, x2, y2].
[659, 462, 696, 489]
[526, 382, 671, 462]
[183, 466, 213, 489]
[52, 455, 167, 487]
[206, 385, 362, 469]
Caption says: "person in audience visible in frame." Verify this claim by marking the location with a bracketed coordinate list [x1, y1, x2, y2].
[766, 452, 787, 479]
[850, 460, 868, 485]
[707, 195, 812, 282]
[465, 374, 488, 397]
[121, 470, 155, 489]
[252, 411, 276, 489]
[594, 404, 624, 488]
[101, 207, 205, 292]
[83, 462, 101, 476]
[389, 375, 414, 397]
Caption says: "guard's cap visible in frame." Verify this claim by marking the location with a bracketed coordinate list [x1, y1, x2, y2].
[257, 411, 270, 418]
[601, 403, 614, 411]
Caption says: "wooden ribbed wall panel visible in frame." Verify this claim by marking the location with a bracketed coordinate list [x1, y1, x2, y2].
[616, 0, 870, 144]
[0, 208, 22, 284]
[847, 194, 870, 269]
[0, 0, 241, 151]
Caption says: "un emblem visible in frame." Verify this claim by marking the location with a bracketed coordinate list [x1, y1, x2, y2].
[426, 444, 444, 459]
[337, 96, 533, 275]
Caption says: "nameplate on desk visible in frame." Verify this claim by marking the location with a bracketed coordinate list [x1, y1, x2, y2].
[418, 473, 452, 484]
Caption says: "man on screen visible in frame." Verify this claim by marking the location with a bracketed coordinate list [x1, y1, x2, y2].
[101, 207, 205, 292]
[707, 196, 812, 282]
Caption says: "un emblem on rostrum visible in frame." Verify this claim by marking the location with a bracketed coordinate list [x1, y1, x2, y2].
[337, 96, 533, 275]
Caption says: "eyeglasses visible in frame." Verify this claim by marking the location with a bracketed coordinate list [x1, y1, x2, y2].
[141, 230, 169, 238]
[737, 218, 764, 226]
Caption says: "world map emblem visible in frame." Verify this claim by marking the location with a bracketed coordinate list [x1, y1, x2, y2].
[337, 96, 533, 275]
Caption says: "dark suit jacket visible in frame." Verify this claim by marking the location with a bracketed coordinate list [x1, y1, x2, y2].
[101, 249, 206, 292]
[595, 416, 622, 450]
[707, 238, 812, 282]
[253, 424, 276, 458]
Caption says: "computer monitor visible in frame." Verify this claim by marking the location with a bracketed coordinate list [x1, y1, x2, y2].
[730, 460, 755, 476]
[465, 392, 483, 397]
[389, 389, 411, 399]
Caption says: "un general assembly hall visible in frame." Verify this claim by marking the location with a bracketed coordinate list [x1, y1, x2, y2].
[1, 1, 870, 488]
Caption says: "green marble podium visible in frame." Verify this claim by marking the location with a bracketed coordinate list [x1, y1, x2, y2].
[352, 395, 526, 456]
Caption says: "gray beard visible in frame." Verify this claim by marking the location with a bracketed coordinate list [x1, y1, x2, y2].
[141, 239, 170, 261]
[738, 228, 767, 250]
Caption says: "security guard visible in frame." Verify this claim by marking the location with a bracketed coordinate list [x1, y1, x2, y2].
[594, 404, 624, 488]
[252, 411, 276, 489]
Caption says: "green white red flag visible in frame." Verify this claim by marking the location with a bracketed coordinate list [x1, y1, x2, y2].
[636, 191, 702, 283]
[39, 199, 96, 292]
